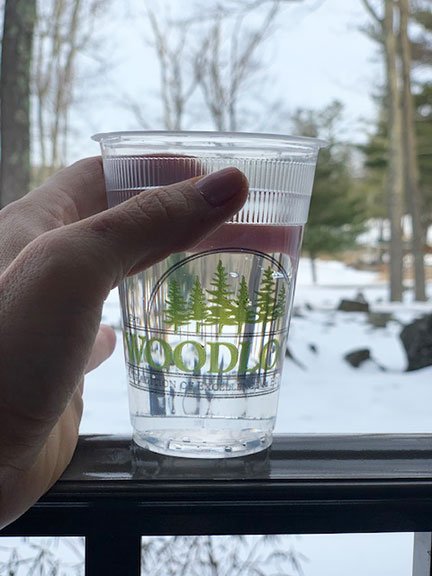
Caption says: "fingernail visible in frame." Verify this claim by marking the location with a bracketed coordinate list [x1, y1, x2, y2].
[196, 167, 247, 207]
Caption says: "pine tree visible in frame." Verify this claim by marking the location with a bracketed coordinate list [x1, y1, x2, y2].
[292, 101, 367, 284]
[415, 83, 432, 233]
[274, 283, 287, 321]
[165, 279, 189, 333]
[206, 260, 235, 334]
[189, 276, 208, 333]
[256, 267, 277, 324]
[233, 276, 252, 334]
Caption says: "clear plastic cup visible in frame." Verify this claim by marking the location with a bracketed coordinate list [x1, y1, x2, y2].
[93, 131, 325, 458]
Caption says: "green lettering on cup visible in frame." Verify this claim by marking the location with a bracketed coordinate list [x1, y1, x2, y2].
[173, 340, 206, 372]
[125, 332, 146, 364]
[144, 338, 173, 370]
[208, 342, 239, 373]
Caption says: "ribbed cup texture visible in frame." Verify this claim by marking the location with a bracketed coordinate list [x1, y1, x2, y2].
[103, 156, 317, 225]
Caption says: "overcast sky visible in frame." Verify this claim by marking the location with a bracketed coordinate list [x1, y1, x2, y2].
[69, 0, 383, 161]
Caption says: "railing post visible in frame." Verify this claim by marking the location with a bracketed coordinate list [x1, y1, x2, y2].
[85, 529, 141, 576]
[413, 533, 432, 576]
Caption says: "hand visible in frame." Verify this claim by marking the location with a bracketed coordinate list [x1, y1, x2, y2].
[0, 157, 248, 528]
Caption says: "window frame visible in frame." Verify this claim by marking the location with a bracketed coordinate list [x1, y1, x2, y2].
[1, 434, 432, 575]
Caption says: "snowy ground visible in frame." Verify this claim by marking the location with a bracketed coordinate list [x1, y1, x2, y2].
[78, 258, 431, 576]
[82, 257, 432, 436]
[3, 259, 430, 574]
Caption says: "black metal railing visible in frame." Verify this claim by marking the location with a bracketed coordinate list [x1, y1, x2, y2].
[2, 434, 432, 575]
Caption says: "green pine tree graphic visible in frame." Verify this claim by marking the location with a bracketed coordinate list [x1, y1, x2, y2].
[165, 279, 189, 333]
[189, 276, 208, 333]
[233, 276, 252, 334]
[256, 266, 277, 324]
[274, 283, 287, 320]
[206, 260, 235, 334]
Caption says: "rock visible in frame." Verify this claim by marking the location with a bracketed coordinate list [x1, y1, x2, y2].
[368, 312, 393, 329]
[355, 291, 368, 303]
[308, 343, 319, 354]
[400, 315, 432, 371]
[292, 306, 304, 318]
[337, 299, 370, 313]
[344, 348, 371, 368]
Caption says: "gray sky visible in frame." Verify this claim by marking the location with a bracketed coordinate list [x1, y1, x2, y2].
[69, 0, 382, 161]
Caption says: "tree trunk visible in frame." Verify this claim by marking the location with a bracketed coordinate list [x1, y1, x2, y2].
[384, 0, 405, 301]
[0, 0, 37, 207]
[398, 0, 427, 301]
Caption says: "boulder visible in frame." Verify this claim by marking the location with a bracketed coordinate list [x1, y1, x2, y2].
[355, 291, 368, 303]
[292, 306, 304, 318]
[344, 348, 371, 368]
[400, 315, 432, 371]
[368, 312, 393, 329]
[337, 299, 370, 313]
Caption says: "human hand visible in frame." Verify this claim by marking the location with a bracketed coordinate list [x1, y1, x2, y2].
[0, 157, 248, 528]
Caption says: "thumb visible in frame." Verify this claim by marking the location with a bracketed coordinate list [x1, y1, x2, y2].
[0, 168, 248, 433]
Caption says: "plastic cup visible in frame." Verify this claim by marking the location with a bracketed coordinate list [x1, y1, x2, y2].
[93, 131, 325, 458]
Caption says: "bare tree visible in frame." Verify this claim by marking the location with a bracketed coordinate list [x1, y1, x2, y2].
[399, 0, 426, 301]
[145, 6, 197, 130]
[0, 0, 37, 206]
[196, 0, 303, 16]
[194, 1, 281, 130]
[362, 0, 428, 302]
[32, 0, 108, 181]
[141, 534, 305, 576]
[138, 0, 292, 131]
[362, 0, 405, 301]
[384, 0, 405, 302]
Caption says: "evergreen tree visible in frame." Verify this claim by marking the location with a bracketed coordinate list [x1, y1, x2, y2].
[360, 0, 432, 301]
[165, 279, 189, 333]
[274, 283, 287, 321]
[415, 83, 432, 234]
[206, 260, 235, 334]
[357, 104, 388, 221]
[292, 101, 367, 283]
[256, 267, 277, 324]
[233, 276, 252, 334]
[360, 83, 432, 258]
[189, 276, 208, 333]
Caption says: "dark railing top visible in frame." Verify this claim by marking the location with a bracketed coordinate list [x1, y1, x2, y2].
[3, 434, 432, 537]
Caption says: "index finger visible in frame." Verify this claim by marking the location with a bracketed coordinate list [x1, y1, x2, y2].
[0, 155, 204, 273]
[26, 156, 107, 224]
[27, 154, 205, 219]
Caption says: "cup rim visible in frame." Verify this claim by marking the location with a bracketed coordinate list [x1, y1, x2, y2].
[91, 130, 328, 150]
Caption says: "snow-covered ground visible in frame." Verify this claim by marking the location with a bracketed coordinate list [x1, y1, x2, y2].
[3, 259, 429, 574]
[80, 258, 431, 576]
[82, 257, 432, 436]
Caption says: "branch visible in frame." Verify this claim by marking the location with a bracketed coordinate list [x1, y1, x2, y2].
[119, 93, 151, 128]
[176, 0, 294, 24]
[361, 0, 384, 25]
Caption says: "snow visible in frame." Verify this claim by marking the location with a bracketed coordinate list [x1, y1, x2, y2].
[78, 257, 431, 576]
[83, 257, 432, 435]
[3, 259, 428, 574]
